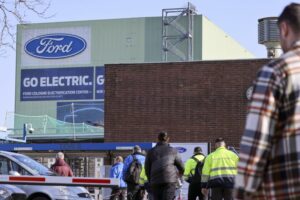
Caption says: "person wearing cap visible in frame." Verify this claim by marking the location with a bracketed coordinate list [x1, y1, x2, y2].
[235, 3, 300, 199]
[110, 156, 127, 200]
[50, 152, 73, 177]
[201, 138, 238, 200]
[122, 145, 146, 200]
[145, 131, 185, 200]
[184, 146, 205, 200]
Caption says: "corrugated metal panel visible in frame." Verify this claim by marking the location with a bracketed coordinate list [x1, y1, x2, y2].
[91, 18, 146, 64]
[144, 17, 162, 62]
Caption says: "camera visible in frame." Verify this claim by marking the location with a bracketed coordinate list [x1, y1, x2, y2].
[28, 127, 34, 134]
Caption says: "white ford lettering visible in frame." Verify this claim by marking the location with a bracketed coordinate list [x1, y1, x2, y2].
[25, 34, 87, 59]
[36, 37, 73, 54]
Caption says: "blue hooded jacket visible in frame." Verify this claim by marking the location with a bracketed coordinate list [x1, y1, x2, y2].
[110, 162, 127, 188]
[122, 152, 146, 182]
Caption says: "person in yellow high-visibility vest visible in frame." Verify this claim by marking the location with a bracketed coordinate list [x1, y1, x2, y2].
[184, 147, 205, 200]
[201, 138, 238, 200]
[139, 166, 148, 185]
[139, 166, 151, 200]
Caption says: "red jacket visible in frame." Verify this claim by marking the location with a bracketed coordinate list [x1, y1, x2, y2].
[51, 158, 73, 177]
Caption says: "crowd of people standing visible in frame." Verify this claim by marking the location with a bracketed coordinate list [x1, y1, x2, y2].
[109, 132, 238, 200]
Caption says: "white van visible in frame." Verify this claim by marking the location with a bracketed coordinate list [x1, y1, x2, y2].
[0, 151, 93, 200]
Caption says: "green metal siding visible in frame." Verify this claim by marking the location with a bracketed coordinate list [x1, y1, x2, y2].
[91, 18, 146, 64]
[14, 16, 255, 138]
[193, 16, 203, 61]
[144, 16, 203, 62]
[144, 17, 162, 62]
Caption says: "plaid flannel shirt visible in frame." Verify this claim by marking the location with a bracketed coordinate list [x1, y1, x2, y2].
[235, 41, 300, 200]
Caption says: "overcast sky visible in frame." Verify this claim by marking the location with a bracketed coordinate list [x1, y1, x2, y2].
[0, 0, 293, 124]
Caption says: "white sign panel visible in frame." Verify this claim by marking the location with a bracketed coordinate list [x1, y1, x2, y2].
[170, 143, 208, 162]
[21, 27, 91, 67]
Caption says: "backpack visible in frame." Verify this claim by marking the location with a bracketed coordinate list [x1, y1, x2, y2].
[124, 155, 142, 184]
[187, 156, 204, 184]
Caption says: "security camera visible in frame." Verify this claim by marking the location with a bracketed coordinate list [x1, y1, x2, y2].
[25, 123, 34, 134]
[28, 127, 34, 134]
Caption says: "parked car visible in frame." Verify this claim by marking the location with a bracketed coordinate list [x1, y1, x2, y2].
[0, 184, 26, 200]
[0, 151, 93, 200]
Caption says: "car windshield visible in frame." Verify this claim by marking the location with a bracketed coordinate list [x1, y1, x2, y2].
[11, 154, 55, 176]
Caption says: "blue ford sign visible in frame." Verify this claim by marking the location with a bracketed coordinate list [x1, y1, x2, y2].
[25, 33, 87, 59]
[175, 147, 187, 153]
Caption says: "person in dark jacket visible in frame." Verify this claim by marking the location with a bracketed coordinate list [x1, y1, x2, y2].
[50, 152, 73, 177]
[145, 131, 185, 200]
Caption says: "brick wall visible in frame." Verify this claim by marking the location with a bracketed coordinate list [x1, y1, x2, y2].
[105, 59, 269, 147]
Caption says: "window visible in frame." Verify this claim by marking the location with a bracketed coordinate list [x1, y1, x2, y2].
[11, 161, 31, 175]
[0, 156, 10, 174]
[11, 154, 54, 176]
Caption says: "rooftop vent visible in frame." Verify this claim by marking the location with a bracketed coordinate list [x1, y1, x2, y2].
[258, 17, 281, 58]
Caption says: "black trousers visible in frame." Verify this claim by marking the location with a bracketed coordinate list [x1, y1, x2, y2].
[151, 183, 176, 200]
[127, 183, 145, 200]
[188, 183, 203, 200]
[211, 187, 233, 200]
[110, 187, 127, 200]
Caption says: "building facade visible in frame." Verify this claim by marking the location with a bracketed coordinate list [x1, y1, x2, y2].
[105, 59, 268, 147]
[13, 15, 254, 142]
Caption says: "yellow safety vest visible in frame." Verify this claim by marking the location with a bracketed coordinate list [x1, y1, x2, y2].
[184, 154, 205, 180]
[139, 166, 148, 185]
[201, 146, 238, 188]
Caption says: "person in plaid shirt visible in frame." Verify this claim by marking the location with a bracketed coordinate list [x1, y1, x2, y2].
[235, 3, 300, 200]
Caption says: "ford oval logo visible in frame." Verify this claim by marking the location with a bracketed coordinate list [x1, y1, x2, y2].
[175, 147, 187, 153]
[25, 33, 87, 59]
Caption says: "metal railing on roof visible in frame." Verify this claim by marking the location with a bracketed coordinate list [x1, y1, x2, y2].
[3, 112, 104, 141]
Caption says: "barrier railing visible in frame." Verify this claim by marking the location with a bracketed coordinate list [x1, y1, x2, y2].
[0, 175, 119, 187]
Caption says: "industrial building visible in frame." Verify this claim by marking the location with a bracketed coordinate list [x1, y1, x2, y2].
[0, 4, 281, 199]
[12, 6, 253, 141]
[1, 5, 268, 194]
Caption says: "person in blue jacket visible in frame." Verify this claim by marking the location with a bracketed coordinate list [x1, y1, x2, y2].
[110, 156, 127, 200]
[122, 145, 146, 200]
